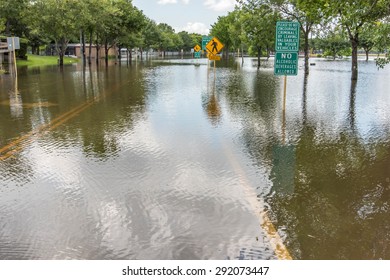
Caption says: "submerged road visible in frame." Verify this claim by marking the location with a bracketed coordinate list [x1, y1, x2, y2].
[1, 58, 389, 259]
[0, 61, 291, 259]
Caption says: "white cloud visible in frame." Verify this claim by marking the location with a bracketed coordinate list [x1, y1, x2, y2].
[177, 22, 210, 35]
[203, 0, 235, 12]
[157, 0, 190, 4]
[157, 0, 177, 4]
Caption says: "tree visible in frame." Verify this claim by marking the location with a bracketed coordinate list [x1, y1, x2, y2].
[156, 23, 178, 56]
[31, 0, 80, 66]
[141, 19, 160, 56]
[238, 0, 280, 68]
[103, 0, 144, 64]
[1, 0, 29, 58]
[314, 25, 350, 60]
[190, 33, 202, 47]
[0, 0, 28, 36]
[374, 21, 390, 68]
[178, 31, 194, 51]
[359, 23, 377, 61]
[211, 12, 237, 59]
[326, 0, 390, 80]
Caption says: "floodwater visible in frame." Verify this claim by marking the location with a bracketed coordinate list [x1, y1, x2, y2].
[0, 57, 389, 260]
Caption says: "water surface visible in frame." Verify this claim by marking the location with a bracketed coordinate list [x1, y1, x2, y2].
[0, 58, 389, 259]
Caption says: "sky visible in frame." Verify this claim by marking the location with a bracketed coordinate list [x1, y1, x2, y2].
[132, 0, 236, 35]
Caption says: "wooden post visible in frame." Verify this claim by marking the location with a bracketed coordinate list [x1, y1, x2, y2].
[282, 75, 287, 145]
[283, 75, 287, 112]
[12, 37, 17, 77]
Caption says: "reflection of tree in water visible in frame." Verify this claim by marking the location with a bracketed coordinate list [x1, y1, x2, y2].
[222, 68, 390, 259]
[77, 66, 147, 160]
[269, 126, 390, 259]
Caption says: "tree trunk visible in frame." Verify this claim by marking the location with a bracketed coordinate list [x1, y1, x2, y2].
[257, 47, 261, 70]
[351, 39, 358, 80]
[365, 49, 369, 62]
[129, 49, 132, 61]
[104, 39, 109, 66]
[241, 45, 244, 66]
[88, 31, 93, 65]
[304, 28, 310, 75]
[56, 39, 67, 66]
[95, 35, 100, 65]
[118, 46, 122, 60]
[59, 50, 64, 66]
[81, 30, 86, 65]
[5, 20, 11, 36]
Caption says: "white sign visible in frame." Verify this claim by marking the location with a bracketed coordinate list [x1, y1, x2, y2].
[7, 37, 20, 51]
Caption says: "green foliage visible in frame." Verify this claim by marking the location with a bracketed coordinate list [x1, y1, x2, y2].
[30, 0, 81, 64]
[0, 0, 28, 36]
[373, 21, 390, 53]
[178, 31, 202, 51]
[325, 0, 390, 77]
[210, 10, 245, 58]
[375, 55, 390, 69]
[3, 0, 390, 69]
[156, 23, 182, 51]
[313, 26, 350, 59]
[238, 1, 280, 55]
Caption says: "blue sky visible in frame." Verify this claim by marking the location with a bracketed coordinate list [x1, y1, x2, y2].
[132, 0, 236, 35]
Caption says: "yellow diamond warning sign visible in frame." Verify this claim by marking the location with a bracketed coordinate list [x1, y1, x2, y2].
[206, 37, 224, 55]
[194, 44, 201, 52]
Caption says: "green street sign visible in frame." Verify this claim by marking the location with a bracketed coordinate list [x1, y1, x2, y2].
[202, 36, 213, 51]
[275, 21, 300, 52]
[194, 51, 201, 58]
[274, 52, 298, 76]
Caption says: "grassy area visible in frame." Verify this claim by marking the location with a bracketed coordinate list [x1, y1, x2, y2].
[16, 54, 79, 67]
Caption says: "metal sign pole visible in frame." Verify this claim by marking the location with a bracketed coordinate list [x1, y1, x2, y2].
[283, 75, 287, 112]
[282, 75, 287, 145]
[12, 37, 17, 78]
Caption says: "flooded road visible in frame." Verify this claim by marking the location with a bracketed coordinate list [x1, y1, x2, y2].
[0, 58, 389, 259]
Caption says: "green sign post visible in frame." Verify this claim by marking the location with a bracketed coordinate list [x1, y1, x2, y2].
[275, 21, 300, 52]
[274, 52, 298, 76]
[274, 21, 300, 133]
[274, 21, 300, 76]
[202, 36, 213, 51]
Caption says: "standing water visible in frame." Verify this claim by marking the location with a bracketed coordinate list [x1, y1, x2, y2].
[0, 57, 389, 259]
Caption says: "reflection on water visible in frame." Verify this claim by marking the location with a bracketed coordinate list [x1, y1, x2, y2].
[0, 58, 389, 259]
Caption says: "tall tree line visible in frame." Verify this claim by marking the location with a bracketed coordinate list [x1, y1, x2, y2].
[211, 0, 390, 80]
[0, 0, 203, 66]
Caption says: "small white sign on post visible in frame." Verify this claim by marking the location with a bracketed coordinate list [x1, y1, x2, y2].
[7, 37, 20, 51]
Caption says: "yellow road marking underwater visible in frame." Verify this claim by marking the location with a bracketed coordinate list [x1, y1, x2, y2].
[1, 69, 292, 260]
[0, 74, 130, 160]
[0, 100, 58, 108]
[0, 99, 98, 161]
[222, 142, 293, 260]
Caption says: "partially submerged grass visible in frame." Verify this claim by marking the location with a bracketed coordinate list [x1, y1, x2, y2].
[16, 54, 79, 67]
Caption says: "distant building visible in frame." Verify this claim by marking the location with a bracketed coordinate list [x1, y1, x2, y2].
[46, 43, 117, 59]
